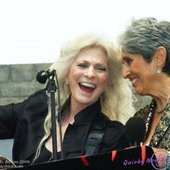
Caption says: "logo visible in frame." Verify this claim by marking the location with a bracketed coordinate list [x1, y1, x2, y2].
[150, 149, 170, 170]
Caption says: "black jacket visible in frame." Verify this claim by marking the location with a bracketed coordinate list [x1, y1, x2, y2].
[0, 90, 126, 164]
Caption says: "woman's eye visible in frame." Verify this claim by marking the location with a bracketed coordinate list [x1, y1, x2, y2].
[77, 64, 87, 68]
[96, 67, 107, 71]
[122, 58, 132, 66]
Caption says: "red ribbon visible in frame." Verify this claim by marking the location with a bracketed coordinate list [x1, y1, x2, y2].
[80, 155, 89, 166]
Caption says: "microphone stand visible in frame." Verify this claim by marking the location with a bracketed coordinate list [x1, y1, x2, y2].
[45, 70, 58, 160]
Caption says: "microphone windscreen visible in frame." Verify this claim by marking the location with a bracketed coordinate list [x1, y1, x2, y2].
[124, 117, 146, 146]
[36, 70, 48, 84]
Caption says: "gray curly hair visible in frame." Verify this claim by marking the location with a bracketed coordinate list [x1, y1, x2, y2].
[119, 17, 170, 75]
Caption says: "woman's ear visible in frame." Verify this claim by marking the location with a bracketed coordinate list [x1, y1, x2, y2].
[154, 46, 167, 68]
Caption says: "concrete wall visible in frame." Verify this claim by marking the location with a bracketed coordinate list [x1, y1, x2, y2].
[0, 63, 51, 105]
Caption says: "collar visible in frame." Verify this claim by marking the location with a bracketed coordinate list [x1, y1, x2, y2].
[60, 98, 101, 125]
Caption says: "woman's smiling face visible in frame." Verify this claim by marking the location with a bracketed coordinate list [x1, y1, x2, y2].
[121, 51, 157, 96]
[67, 47, 109, 107]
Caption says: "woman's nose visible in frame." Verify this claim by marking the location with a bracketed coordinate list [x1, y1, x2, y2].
[85, 67, 95, 77]
[122, 66, 130, 79]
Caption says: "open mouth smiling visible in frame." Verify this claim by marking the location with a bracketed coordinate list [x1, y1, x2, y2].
[78, 82, 96, 94]
[129, 76, 139, 87]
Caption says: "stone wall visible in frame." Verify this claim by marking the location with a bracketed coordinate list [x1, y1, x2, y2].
[0, 63, 51, 105]
[0, 63, 152, 110]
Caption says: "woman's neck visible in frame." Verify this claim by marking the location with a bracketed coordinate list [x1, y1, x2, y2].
[69, 97, 93, 117]
[62, 100, 88, 124]
[151, 76, 170, 113]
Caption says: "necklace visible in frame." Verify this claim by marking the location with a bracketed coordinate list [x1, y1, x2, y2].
[154, 96, 170, 114]
[144, 100, 163, 145]
[146, 97, 170, 132]
[150, 101, 166, 115]
[145, 100, 164, 132]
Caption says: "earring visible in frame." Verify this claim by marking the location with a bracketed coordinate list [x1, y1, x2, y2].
[156, 69, 161, 74]
[65, 81, 69, 85]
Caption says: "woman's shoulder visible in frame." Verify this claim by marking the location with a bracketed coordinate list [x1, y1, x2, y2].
[104, 119, 124, 136]
[27, 89, 47, 99]
[24, 89, 48, 108]
[93, 113, 124, 139]
[103, 120, 125, 138]
[23, 89, 48, 105]
[101, 119, 126, 151]
[95, 113, 124, 130]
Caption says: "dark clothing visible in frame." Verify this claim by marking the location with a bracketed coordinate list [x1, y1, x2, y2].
[0, 90, 126, 164]
[134, 98, 170, 150]
[34, 144, 60, 163]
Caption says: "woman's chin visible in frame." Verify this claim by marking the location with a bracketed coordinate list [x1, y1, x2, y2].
[134, 87, 145, 96]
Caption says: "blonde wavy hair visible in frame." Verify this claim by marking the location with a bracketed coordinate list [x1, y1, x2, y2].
[33, 33, 135, 162]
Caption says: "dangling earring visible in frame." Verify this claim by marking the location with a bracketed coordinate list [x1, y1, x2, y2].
[156, 69, 161, 75]
[65, 80, 69, 85]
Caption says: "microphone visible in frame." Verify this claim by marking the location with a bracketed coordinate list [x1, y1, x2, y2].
[36, 70, 56, 84]
[124, 117, 146, 146]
